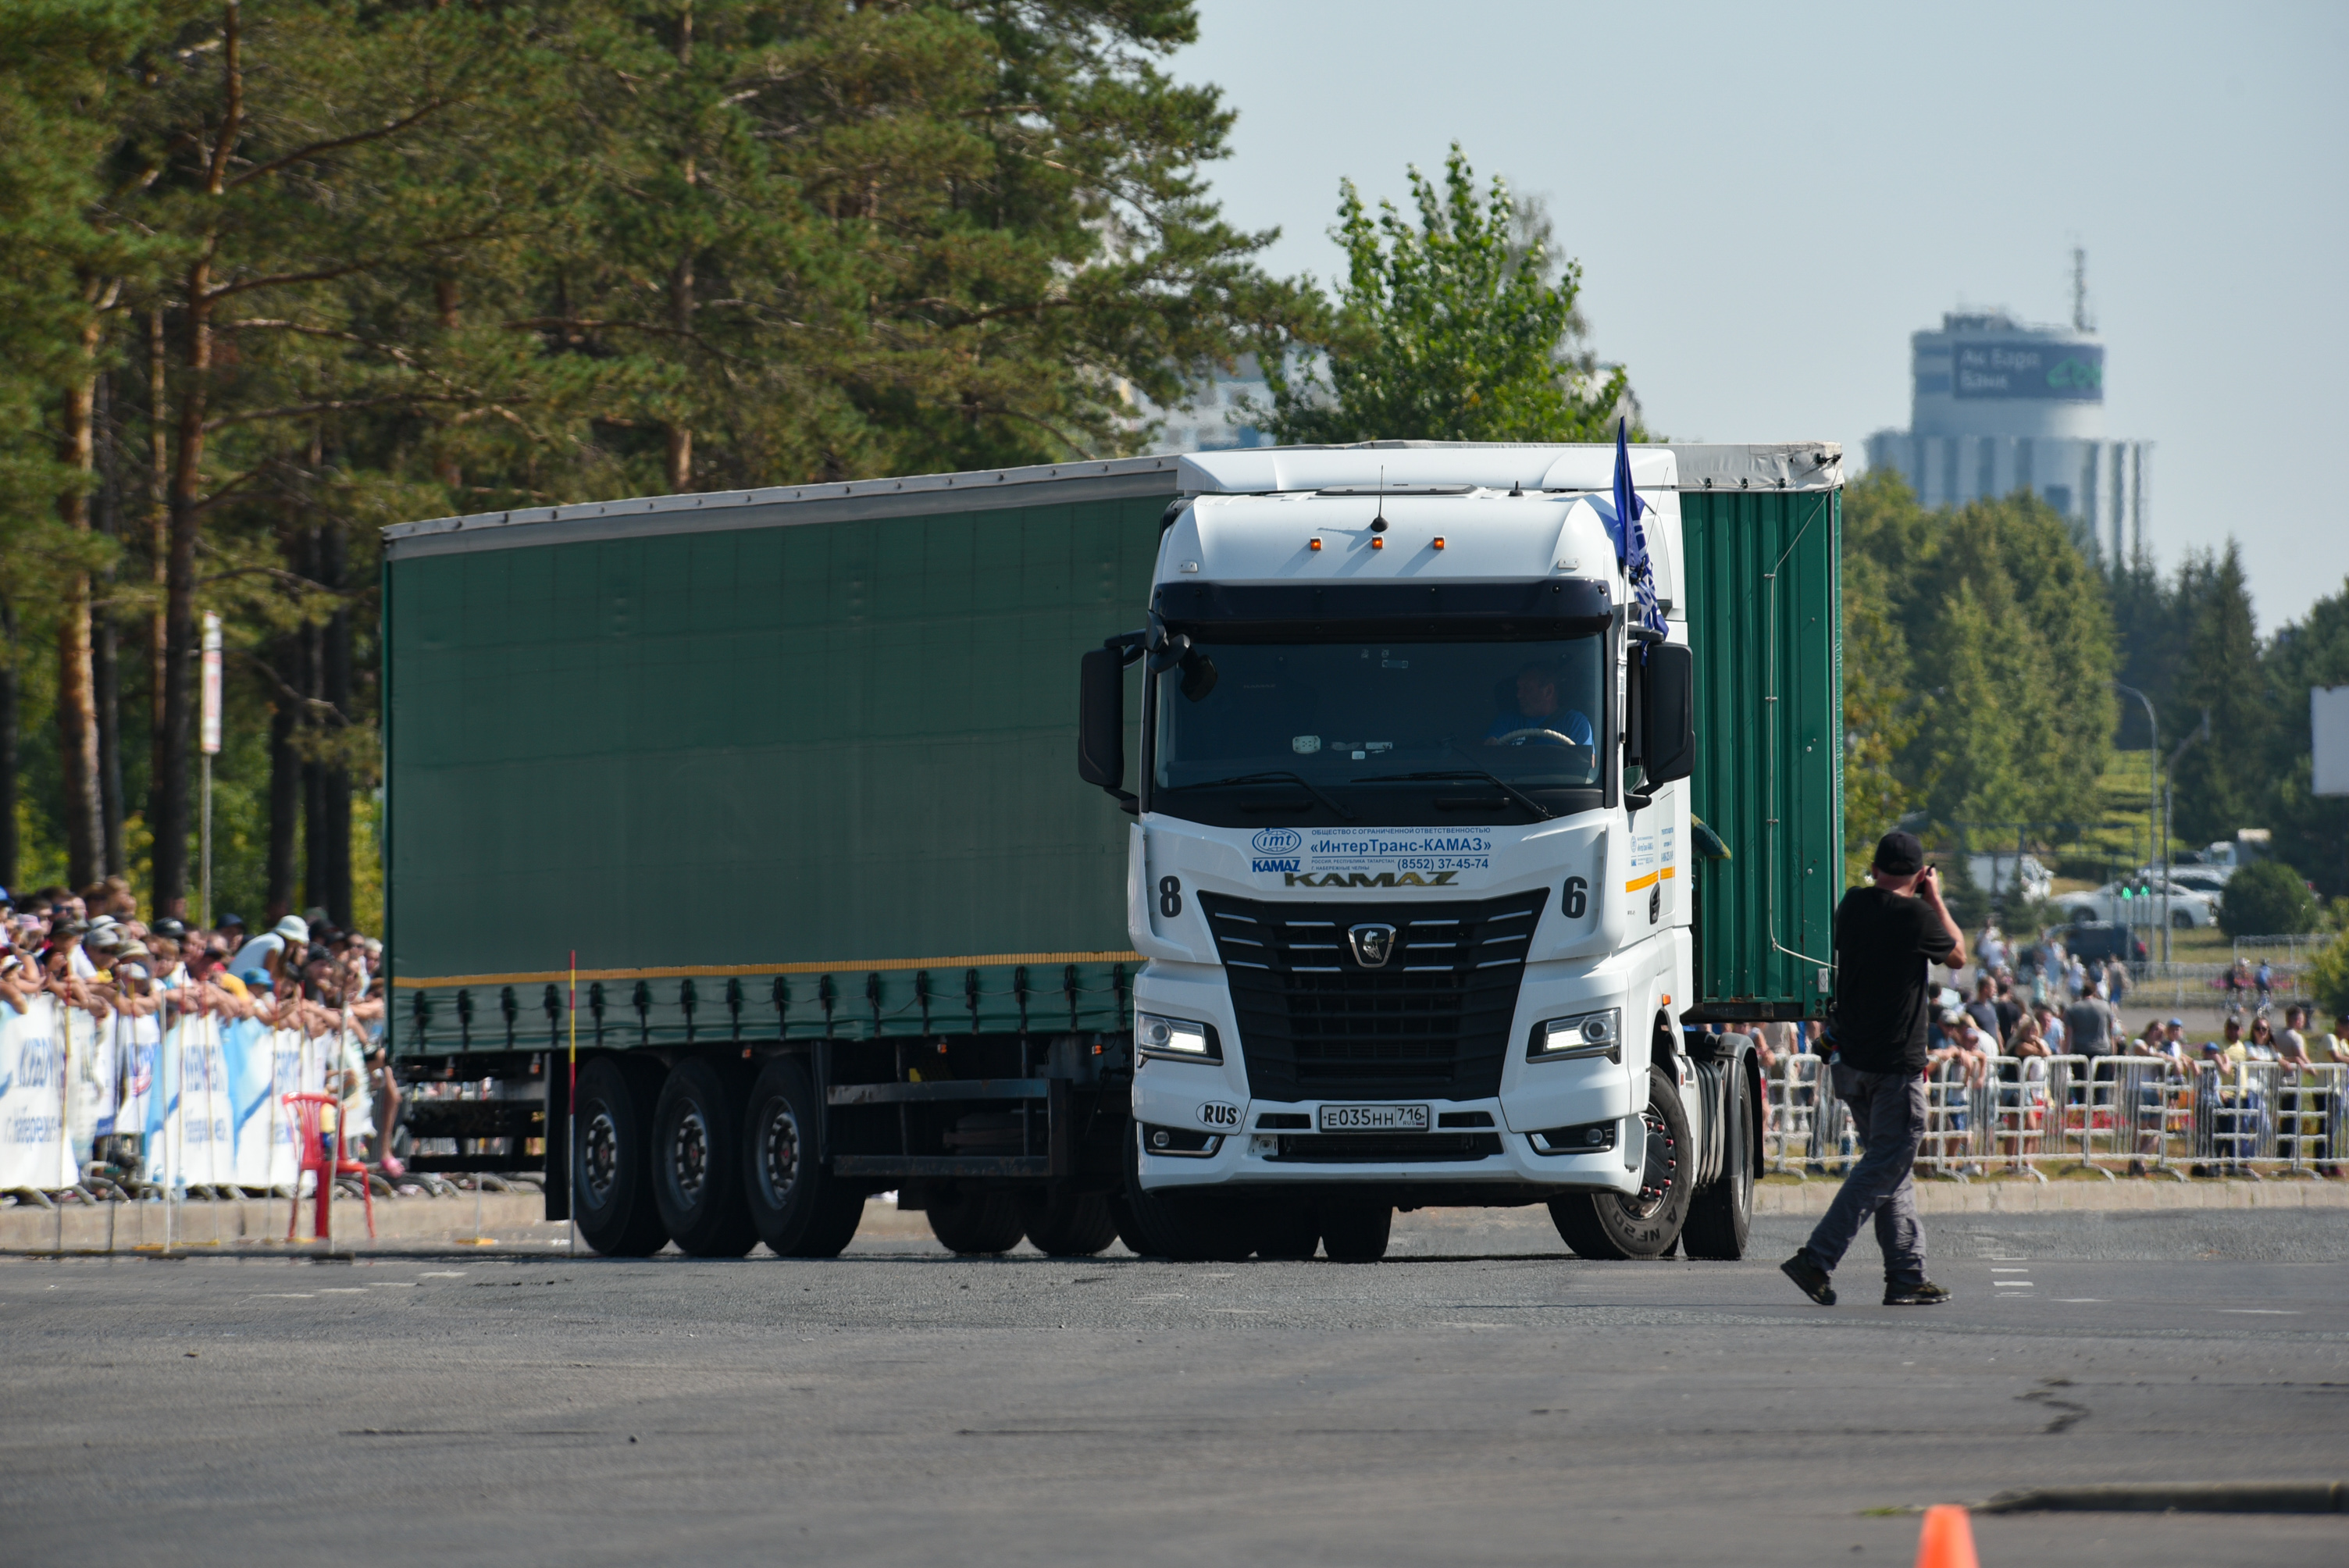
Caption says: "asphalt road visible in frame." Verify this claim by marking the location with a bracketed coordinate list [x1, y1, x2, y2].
[5, 1209, 2346, 1566]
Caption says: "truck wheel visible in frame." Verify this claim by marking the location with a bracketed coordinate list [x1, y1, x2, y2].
[1317, 1201, 1392, 1263]
[1681, 1060, 1753, 1260]
[1120, 1122, 1259, 1261]
[927, 1187, 1027, 1254]
[741, 1056, 865, 1258]
[1020, 1188, 1119, 1256]
[1253, 1198, 1321, 1260]
[573, 1057, 669, 1256]
[1549, 1062, 1691, 1260]
[651, 1059, 757, 1257]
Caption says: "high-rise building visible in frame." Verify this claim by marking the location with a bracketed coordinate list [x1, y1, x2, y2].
[1865, 294, 2150, 563]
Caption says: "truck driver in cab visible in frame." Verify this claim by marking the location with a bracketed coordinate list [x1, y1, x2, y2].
[1484, 660, 1595, 749]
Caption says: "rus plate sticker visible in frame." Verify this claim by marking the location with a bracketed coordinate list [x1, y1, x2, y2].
[1254, 828, 1495, 889]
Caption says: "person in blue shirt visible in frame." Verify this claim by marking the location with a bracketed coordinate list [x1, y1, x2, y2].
[1483, 661, 1595, 748]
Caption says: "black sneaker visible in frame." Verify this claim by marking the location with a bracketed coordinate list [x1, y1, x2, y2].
[1780, 1254, 1836, 1306]
[1884, 1280, 1952, 1306]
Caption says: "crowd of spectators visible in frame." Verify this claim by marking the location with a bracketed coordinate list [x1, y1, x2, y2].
[0, 877, 403, 1180]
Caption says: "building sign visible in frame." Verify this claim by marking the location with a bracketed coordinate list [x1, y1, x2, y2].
[1953, 340, 2103, 401]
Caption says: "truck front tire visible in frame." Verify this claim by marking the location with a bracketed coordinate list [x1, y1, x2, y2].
[741, 1056, 865, 1258]
[574, 1057, 669, 1256]
[1681, 1058, 1755, 1260]
[1120, 1123, 1260, 1262]
[1317, 1200, 1392, 1263]
[1549, 1062, 1692, 1260]
[651, 1058, 759, 1257]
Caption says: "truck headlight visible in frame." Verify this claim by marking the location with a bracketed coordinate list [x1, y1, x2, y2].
[1137, 1012, 1221, 1063]
[1528, 1008, 1620, 1063]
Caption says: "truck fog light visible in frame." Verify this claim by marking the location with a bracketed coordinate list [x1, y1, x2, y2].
[1530, 1121, 1619, 1155]
[1136, 1012, 1221, 1062]
[1528, 1008, 1622, 1062]
[1141, 1124, 1221, 1157]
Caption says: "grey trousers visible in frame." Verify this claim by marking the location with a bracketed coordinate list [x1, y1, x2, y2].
[1800, 1065, 1927, 1286]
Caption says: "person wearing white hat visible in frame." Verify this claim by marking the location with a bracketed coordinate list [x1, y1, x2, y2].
[231, 915, 310, 992]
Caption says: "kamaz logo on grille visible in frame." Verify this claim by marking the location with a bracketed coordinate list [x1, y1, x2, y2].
[1283, 871, 1460, 888]
[1347, 924, 1397, 968]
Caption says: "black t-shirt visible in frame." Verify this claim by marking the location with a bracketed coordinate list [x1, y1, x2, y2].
[1966, 999, 2003, 1044]
[1829, 886, 1958, 1074]
[1994, 996, 2023, 1041]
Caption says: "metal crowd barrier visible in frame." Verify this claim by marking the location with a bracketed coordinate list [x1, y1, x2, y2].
[1759, 1053, 2345, 1181]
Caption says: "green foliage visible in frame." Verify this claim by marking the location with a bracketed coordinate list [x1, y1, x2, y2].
[1252, 145, 1631, 444]
[2166, 543, 2269, 846]
[2259, 576, 2349, 897]
[2218, 860, 2318, 939]
[0, 1, 1286, 917]
[2311, 929, 2349, 1024]
[1841, 472, 2117, 843]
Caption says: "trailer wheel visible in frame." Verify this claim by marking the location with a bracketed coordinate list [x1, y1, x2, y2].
[1019, 1188, 1119, 1256]
[1549, 1063, 1691, 1260]
[573, 1057, 669, 1257]
[1253, 1198, 1321, 1260]
[651, 1059, 758, 1258]
[1316, 1201, 1391, 1263]
[741, 1057, 864, 1258]
[1681, 1059, 1753, 1260]
[1119, 1122, 1260, 1262]
[1108, 1192, 1150, 1256]
[927, 1188, 1027, 1255]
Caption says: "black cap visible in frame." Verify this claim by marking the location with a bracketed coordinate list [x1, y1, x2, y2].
[219, 912, 246, 928]
[1873, 831, 1925, 876]
[152, 916, 187, 939]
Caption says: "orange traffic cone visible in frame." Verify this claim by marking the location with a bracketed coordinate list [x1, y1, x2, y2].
[1915, 1504, 1979, 1568]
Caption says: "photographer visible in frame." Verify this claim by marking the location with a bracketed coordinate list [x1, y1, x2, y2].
[1781, 832, 1965, 1308]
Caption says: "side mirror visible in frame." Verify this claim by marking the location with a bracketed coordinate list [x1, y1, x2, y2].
[1078, 647, 1135, 810]
[1640, 642, 1695, 787]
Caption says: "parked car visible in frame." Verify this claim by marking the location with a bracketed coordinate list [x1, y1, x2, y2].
[2064, 879, 2217, 929]
[2064, 923, 2148, 964]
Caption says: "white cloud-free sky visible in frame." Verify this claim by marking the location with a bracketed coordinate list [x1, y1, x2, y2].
[1174, 0, 2349, 629]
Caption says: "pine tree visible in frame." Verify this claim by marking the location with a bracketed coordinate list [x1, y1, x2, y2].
[2169, 542, 2266, 846]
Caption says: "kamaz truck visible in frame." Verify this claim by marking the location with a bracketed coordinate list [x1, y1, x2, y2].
[380, 440, 1841, 1262]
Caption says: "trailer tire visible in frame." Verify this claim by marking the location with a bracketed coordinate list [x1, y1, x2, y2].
[1253, 1198, 1321, 1260]
[1681, 1059, 1754, 1260]
[1108, 1192, 1150, 1256]
[651, 1059, 758, 1257]
[1549, 1063, 1691, 1260]
[927, 1188, 1027, 1255]
[1120, 1123, 1260, 1262]
[1316, 1201, 1391, 1263]
[573, 1057, 669, 1257]
[1019, 1189, 1119, 1256]
[742, 1056, 864, 1258]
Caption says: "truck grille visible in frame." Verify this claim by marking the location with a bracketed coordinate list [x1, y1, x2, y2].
[1197, 889, 1548, 1101]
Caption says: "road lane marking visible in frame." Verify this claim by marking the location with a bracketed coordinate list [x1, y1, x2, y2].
[2215, 1309, 2300, 1315]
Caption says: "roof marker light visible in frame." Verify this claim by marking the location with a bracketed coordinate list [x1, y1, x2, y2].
[1433, 536, 1446, 551]
[1309, 537, 1322, 551]
[1371, 536, 1385, 550]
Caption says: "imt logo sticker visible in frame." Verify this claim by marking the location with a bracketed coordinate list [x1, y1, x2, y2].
[1250, 829, 1303, 855]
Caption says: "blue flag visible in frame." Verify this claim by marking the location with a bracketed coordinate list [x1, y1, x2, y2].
[1611, 418, 1666, 650]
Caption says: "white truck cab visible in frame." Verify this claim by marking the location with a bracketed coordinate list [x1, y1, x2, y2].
[1077, 443, 1758, 1263]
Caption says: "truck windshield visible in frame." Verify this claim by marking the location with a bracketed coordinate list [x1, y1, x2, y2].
[1150, 637, 1608, 825]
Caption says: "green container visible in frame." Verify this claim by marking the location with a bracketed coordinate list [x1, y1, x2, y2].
[1681, 486, 1844, 1019]
[382, 464, 1182, 1053]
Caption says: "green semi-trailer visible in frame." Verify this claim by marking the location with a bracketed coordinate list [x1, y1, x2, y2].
[380, 440, 1842, 1260]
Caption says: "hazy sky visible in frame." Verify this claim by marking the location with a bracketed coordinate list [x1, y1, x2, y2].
[1175, 0, 2349, 629]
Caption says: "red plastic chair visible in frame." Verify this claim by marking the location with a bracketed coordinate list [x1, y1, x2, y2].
[284, 1092, 376, 1242]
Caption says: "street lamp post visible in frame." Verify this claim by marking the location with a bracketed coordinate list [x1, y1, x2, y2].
[2112, 682, 2162, 964]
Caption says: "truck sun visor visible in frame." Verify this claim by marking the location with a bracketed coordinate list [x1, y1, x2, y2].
[1150, 578, 1611, 641]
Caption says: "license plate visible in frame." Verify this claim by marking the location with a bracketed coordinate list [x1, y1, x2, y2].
[1317, 1103, 1430, 1132]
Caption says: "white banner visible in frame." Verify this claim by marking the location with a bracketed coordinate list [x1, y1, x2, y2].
[0, 997, 73, 1190]
[0, 1000, 339, 1196]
